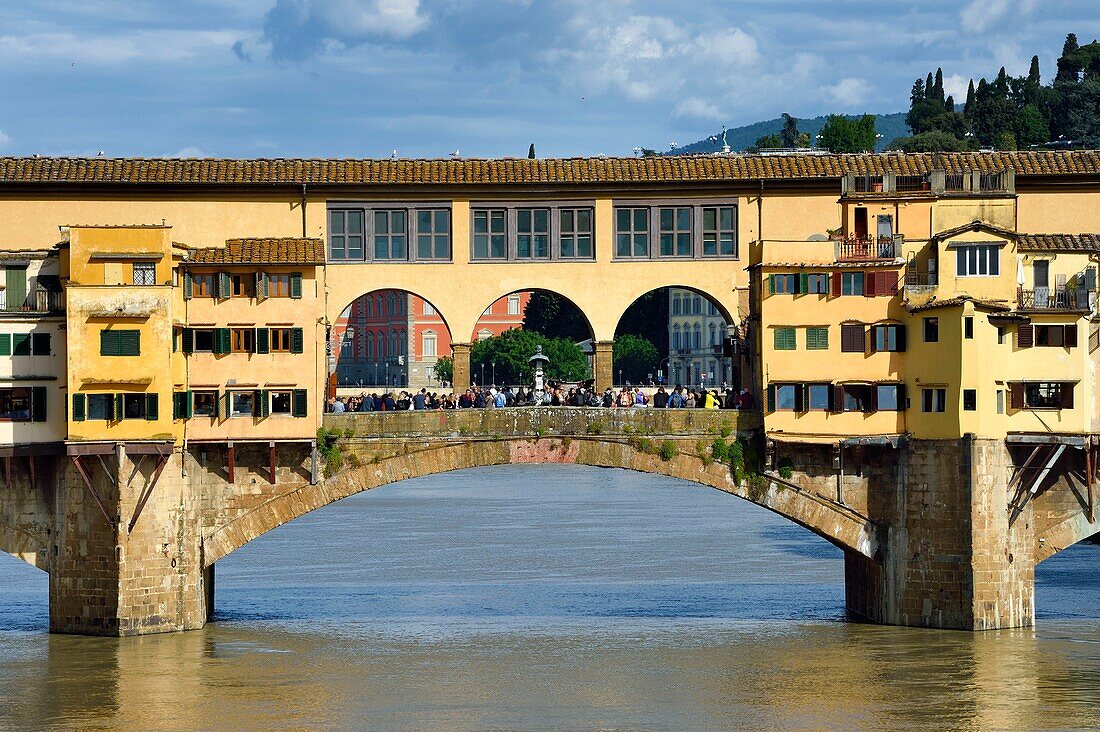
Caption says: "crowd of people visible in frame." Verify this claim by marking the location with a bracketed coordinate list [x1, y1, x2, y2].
[326, 384, 755, 413]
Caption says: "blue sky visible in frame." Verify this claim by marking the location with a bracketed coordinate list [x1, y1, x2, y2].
[0, 0, 1095, 158]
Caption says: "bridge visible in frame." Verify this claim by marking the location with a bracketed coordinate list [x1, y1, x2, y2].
[2, 407, 1096, 636]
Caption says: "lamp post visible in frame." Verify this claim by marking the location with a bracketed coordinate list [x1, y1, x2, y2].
[529, 346, 550, 404]
[618, 369, 623, 387]
[480, 363, 485, 386]
[492, 361, 496, 387]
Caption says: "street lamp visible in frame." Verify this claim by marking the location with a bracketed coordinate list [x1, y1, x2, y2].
[480, 363, 485, 386]
[618, 369, 623, 387]
[492, 361, 496, 387]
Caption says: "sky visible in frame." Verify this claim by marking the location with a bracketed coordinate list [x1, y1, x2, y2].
[0, 0, 1096, 159]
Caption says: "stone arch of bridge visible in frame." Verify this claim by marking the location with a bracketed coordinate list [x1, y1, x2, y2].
[0, 517, 46, 571]
[1036, 515, 1100, 564]
[201, 437, 879, 568]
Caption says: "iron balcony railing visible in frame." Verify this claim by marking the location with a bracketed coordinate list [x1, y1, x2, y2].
[895, 175, 930, 193]
[905, 271, 939, 287]
[1018, 287, 1091, 311]
[835, 236, 902, 261]
[979, 172, 1007, 192]
[0, 288, 65, 313]
[852, 176, 884, 193]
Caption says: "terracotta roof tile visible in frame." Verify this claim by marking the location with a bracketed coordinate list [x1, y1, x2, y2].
[0, 151, 1097, 186]
[907, 296, 1011, 313]
[186, 237, 324, 265]
[1017, 233, 1100, 252]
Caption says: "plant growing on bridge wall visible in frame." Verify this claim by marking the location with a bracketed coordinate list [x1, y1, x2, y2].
[585, 420, 604, 435]
[777, 456, 795, 480]
[316, 427, 344, 476]
[658, 440, 677, 461]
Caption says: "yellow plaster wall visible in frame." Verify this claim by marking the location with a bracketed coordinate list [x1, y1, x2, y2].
[1017, 190, 1100, 233]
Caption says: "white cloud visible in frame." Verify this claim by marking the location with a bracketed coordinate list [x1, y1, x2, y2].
[942, 73, 971, 102]
[959, 0, 1037, 33]
[167, 146, 209, 157]
[824, 77, 870, 107]
[262, 0, 428, 60]
[673, 98, 722, 121]
[0, 30, 239, 65]
[0, 130, 10, 148]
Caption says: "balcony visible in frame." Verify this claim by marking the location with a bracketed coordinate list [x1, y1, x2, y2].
[0, 288, 65, 314]
[904, 271, 939, 288]
[834, 236, 902, 262]
[1017, 287, 1092, 312]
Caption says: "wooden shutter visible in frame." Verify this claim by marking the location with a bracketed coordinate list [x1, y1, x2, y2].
[183, 271, 193, 300]
[831, 271, 842, 296]
[1060, 382, 1074, 409]
[5, 266, 26, 309]
[1018, 324, 1033, 348]
[114, 394, 124, 421]
[798, 273, 808, 295]
[173, 392, 185, 420]
[863, 271, 876, 296]
[31, 332, 50, 355]
[1009, 382, 1024, 409]
[806, 328, 817, 350]
[832, 385, 845, 413]
[214, 328, 231, 354]
[794, 384, 805, 412]
[292, 389, 308, 417]
[896, 325, 907, 352]
[214, 390, 221, 418]
[290, 327, 304, 354]
[12, 334, 29, 356]
[1065, 324, 1078, 348]
[258, 390, 270, 418]
[31, 386, 46, 422]
[766, 384, 776, 412]
[881, 270, 899, 295]
[217, 272, 231, 298]
[767, 274, 776, 295]
[255, 327, 270, 354]
[145, 393, 159, 421]
[256, 272, 268, 299]
[100, 330, 120, 356]
[290, 272, 303, 299]
[119, 331, 140, 356]
[181, 328, 194, 354]
[0, 334, 9, 355]
[72, 393, 85, 422]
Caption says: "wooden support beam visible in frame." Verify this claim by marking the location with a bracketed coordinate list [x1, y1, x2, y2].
[1030, 444, 1066, 495]
[70, 455, 116, 529]
[268, 441, 276, 485]
[227, 442, 235, 484]
[95, 453, 118, 487]
[26, 455, 35, 492]
[1089, 444, 1096, 524]
[1007, 445, 1044, 489]
[2, 456, 9, 489]
[128, 454, 170, 533]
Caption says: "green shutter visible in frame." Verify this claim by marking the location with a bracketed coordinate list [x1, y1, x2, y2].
[100, 330, 119, 356]
[119, 331, 140, 356]
[214, 390, 221, 418]
[798, 273, 808, 295]
[766, 384, 776, 412]
[218, 272, 231, 298]
[0, 334, 9, 356]
[290, 272, 303, 299]
[292, 389, 308, 417]
[767, 274, 776, 295]
[255, 327, 270, 354]
[774, 328, 795, 351]
[185, 390, 193, 418]
[183, 271, 193, 300]
[256, 272, 268, 299]
[214, 328, 231, 354]
[257, 389, 269, 418]
[146, 393, 158, 421]
[31, 386, 46, 422]
[114, 394, 124, 421]
[181, 328, 194, 354]
[72, 393, 85, 422]
[173, 392, 184, 420]
[5, 267, 27, 309]
[31, 332, 50, 355]
[12, 334, 30, 356]
[290, 327, 304, 354]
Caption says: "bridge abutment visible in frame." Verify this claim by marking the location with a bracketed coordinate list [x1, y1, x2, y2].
[844, 437, 1035, 630]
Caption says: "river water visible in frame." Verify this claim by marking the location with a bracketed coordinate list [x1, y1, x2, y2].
[1, 465, 1098, 731]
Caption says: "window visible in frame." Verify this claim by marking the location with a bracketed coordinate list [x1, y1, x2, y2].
[374, 210, 408, 260]
[515, 208, 550, 259]
[231, 274, 252, 298]
[507, 294, 521, 315]
[100, 329, 140, 356]
[924, 317, 939, 343]
[422, 331, 437, 358]
[702, 206, 736, 257]
[997, 326, 1005, 345]
[805, 273, 829, 294]
[416, 209, 451, 260]
[659, 207, 693, 257]
[230, 391, 255, 417]
[193, 329, 214, 352]
[121, 393, 146, 419]
[841, 384, 873, 412]
[193, 391, 218, 417]
[964, 316, 974, 339]
[671, 295, 681, 315]
[806, 327, 829, 350]
[1033, 325, 1077, 348]
[191, 273, 216, 297]
[473, 210, 507, 259]
[270, 391, 292, 415]
[691, 325, 701, 349]
[0, 387, 31, 421]
[840, 324, 865, 353]
[922, 388, 947, 413]
[774, 327, 796, 350]
[9, 334, 30, 356]
[872, 324, 905, 352]
[692, 297, 701, 315]
[963, 389, 976, 411]
[955, 244, 1000, 277]
[615, 207, 649, 257]
[477, 329, 492, 341]
[133, 263, 156, 285]
[808, 384, 832, 411]
[775, 384, 798, 410]
[559, 208, 593, 258]
[671, 327, 680, 350]
[267, 274, 291, 298]
[841, 272, 865, 296]
[876, 384, 903, 411]
[770, 274, 798, 294]
[87, 394, 114, 420]
[230, 329, 254, 353]
[1016, 382, 1073, 410]
[329, 209, 365, 260]
[997, 389, 1004, 414]
[423, 301, 435, 316]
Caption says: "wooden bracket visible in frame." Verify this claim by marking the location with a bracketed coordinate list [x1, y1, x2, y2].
[128, 453, 170, 533]
[227, 442, 235, 484]
[70, 455, 116, 529]
[269, 441, 276, 485]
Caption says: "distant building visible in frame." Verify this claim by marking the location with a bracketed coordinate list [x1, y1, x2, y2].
[334, 290, 530, 388]
[667, 288, 733, 387]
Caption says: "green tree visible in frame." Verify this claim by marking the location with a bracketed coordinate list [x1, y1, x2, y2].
[818, 114, 878, 153]
[613, 334, 659, 384]
[433, 355, 453, 384]
[889, 131, 973, 152]
[522, 291, 590, 341]
[1015, 104, 1050, 148]
[470, 329, 588, 385]
[528, 143, 536, 159]
[780, 113, 801, 147]
[747, 133, 782, 152]
[616, 289, 669, 355]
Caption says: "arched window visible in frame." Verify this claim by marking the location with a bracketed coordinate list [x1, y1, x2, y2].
[672, 295, 681, 315]
[692, 324, 701, 349]
[672, 324, 680, 350]
[422, 330, 437, 357]
[375, 295, 383, 317]
[692, 296, 702, 315]
[709, 323, 717, 345]
[477, 329, 492, 341]
[366, 336, 373, 360]
[423, 300, 435, 316]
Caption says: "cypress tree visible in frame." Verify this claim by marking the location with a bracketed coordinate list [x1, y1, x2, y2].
[925, 72, 935, 99]
[964, 79, 976, 116]
[1057, 33, 1081, 82]
[933, 68, 945, 105]
[528, 143, 536, 159]
[945, 95, 955, 113]
[1028, 55, 1041, 85]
